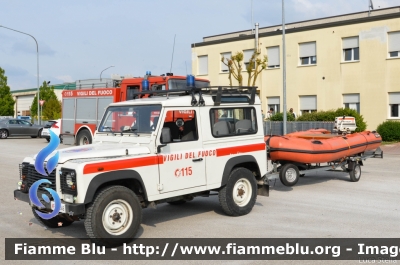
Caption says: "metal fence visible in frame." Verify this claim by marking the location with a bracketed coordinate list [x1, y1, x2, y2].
[263, 121, 335, 135]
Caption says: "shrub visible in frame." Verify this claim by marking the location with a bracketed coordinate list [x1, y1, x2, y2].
[270, 111, 295, 121]
[291, 108, 367, 132]
[377, 121, 400, 142]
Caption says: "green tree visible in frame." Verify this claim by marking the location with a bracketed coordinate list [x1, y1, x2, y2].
[221, 50, 267, 86]
[0, 67, 16, 116]
[245, 51, 267, 86]
[42, 98, 62, 120]
[30, 81, 58, 121]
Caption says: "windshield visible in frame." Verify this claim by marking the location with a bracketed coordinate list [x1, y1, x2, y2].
[98, 105, 162, 134]
[168, 79, 209, 90]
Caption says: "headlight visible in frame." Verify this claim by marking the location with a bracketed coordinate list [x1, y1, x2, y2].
[60, 168, 77, 196]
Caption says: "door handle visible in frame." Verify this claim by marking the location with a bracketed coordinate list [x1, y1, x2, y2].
[192, 158, 203, 162]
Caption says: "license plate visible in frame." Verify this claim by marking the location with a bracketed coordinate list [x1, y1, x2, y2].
[51, 201, 65, 213]
[42, 132, 49, 135]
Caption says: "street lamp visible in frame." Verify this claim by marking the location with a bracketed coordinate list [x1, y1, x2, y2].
[282, 0, 287, 135]
[100, 66, 115, 81]
[0, 25, 41, 125]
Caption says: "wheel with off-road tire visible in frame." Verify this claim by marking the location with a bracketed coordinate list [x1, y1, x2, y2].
[76, 130, 92, 145]
[218, 167, 257, 216]
[31, 207, 74, 228]
[84, 186, 142, 247]
[279, 163, 300, 186]
[349, 163, 361, 182]
[0, 129, 8, 139]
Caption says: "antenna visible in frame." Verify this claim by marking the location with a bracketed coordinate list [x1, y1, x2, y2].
[251, 0, 254, 34]
[368, 0, 374, 17]
[185, 61, 188, 75]
[169, 34, 176, 73]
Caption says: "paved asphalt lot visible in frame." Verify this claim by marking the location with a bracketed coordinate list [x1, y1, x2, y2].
[1, 137, 399, 265]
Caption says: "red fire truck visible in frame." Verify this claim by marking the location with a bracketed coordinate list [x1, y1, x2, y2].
[61, 73, 209, 145]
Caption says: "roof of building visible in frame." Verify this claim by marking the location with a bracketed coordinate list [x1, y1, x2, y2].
[192, 6, 400, 47]
[11, 83, 76, 94]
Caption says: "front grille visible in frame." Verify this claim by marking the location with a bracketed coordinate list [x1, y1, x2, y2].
[24, 164, 56, 192]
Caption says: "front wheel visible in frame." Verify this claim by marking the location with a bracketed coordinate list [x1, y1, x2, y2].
[84, 186, 142, 247]
[76, 130, 92, 145]
[218, 168, 257, 216]
[0, 129, 8, 139]
[279, 163, 300, 186]
[32, 207, 74, 228]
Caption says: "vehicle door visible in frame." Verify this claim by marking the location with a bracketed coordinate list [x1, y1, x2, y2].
[17, 120, 34, 136]
[157, 108, 206, 193]
[7, 120, 20, 135]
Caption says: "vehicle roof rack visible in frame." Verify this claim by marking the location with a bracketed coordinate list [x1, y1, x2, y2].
[130, 86, 257, 106]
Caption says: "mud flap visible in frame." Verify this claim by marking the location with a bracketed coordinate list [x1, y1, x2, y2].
[257, 184, 269, 197]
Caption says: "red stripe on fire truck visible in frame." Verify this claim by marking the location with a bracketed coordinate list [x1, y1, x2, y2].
[83, 155, 162, 174]
[216, 143, 266, 157]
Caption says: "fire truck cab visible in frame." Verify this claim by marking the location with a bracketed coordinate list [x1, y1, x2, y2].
[61, 73, 209, 145]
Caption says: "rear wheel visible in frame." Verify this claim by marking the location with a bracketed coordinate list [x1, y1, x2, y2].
[0, 129, 8, 139]
[218, 168, 257, 216]
[279, 163, 300, 186]
[31, 208, 74, 228]
[31, 129, 42, 138]
[349, 163, 361, 182]
[76, 130, 92, 145]
[84, 186, 142, 247]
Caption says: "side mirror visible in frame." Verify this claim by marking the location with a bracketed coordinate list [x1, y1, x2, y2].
[161, 127, 171, 143]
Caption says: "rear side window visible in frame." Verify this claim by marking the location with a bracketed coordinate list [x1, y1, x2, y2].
[210, 107, 257, 137]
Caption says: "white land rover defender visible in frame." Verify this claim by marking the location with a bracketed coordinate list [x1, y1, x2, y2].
[14, 86, 269, 246]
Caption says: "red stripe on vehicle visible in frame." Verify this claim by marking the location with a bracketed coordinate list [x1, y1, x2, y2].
[83, 156, 161, 174]
[216, 143, 266, 157]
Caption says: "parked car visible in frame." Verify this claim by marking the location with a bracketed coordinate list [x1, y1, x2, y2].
[0, 119, 43, 139]
[41, 119, 62, 143]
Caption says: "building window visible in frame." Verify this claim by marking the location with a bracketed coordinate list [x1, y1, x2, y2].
[300, 95, 317, 114]
[267, 97, 280, 113]
[198, 55, 208, 75]
[389, 92, 400, 118]
[243, 49, 255, 70]
[388, 32, 400, 58]
[267, 46, 280, 68]
[220, 52, 231, 73]
[299, 42, 316, 65]
[343, 94, 360, 114]
[343, 37, 359, 61]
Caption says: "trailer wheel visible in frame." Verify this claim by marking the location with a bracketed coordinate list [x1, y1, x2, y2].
[349, 163, 361, 182]
[218, 168, 257, 216]
[279, 163, 300, 186]
[84, 186, 142, 247]
[76, 130, 92, 145]
[31, 208, 74, 228]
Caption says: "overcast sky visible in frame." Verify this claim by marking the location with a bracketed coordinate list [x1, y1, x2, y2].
[1, 0, 399, 90]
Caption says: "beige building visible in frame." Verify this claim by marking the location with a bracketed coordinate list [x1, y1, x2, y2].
[191, 6, 400, 130]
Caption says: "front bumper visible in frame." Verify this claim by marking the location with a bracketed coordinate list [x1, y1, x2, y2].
[14, 190, 86, 215]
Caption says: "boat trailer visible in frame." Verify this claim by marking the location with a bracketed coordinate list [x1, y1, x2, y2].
[264, 147, 383, 187]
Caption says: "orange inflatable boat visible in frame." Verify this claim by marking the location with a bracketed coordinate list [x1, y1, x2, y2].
[265, 129, 382, 164]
